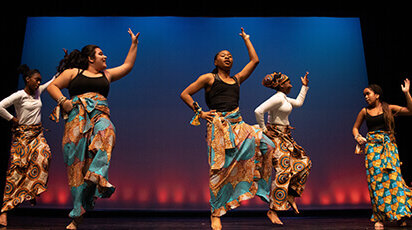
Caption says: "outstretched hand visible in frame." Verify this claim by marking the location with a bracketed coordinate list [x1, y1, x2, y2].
[239, 27, 250, 40]
[128, 28, 140, 45]
[301, 72, 309, 86]
[401, 78, 410, 93]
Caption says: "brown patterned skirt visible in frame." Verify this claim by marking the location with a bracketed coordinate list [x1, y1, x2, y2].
[1, 124, 51, 213]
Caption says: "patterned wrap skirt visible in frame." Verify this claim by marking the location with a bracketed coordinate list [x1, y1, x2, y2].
[50, 92, 116, 218]
[264, 124, 311, 211]
[206, 108, 275, 217]
[365, 130, 412, 222]
[1, 124, 51, 213]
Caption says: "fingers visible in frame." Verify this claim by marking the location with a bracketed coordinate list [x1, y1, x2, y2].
[239, 27, 248, 38]
[203, 110, 217, 122]
[401, 78, 410, 92]
[128, 28, 140, 38]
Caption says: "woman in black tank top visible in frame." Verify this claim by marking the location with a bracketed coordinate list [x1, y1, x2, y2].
[47, 29, 140, 230]
[181, 28, 275, 230]
[352, 81, 412, 229]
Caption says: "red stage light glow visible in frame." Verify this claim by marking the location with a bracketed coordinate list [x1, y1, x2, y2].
[157, 187, 169, 204]
[319, 193, 331, 205]
[138, 188, 150, 203]
[299, 189, 312, 205]
[334, 189, 346, 204]
[122, 187, 134, 201]
[173, 186, 185, 204]
[349, 189, 361, 204]
[57, 189, 69, 205]
[40, 191, 53, 204]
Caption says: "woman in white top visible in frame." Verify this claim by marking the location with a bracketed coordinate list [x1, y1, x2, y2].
[0, 65, 54, 227]
[254, 71, 311, 225]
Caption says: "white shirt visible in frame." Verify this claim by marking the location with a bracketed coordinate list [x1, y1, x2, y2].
[255, 85, 309, 129]
[0, 77, 55, 125]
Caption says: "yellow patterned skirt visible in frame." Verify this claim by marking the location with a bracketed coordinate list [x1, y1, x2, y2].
[365, 130, 412, 222]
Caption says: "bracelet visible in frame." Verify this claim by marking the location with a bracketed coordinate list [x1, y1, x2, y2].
[190, 101, 202, 126]
[57, 96, 67, 105]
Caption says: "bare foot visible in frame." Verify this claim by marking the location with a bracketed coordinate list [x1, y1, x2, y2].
[267, 210, 283, 225]
[66, 216, 83, 230]
[287, 196, 299, 214]
[66, 221, 77, 230]
[0, 212, 7, 227]
[210, 215, 222, 230]
[400, 221, 407, 227]
[374, 221, 384, 229]
[66, 207, 86, 230]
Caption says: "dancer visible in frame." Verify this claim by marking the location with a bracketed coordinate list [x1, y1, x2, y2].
[254, 71, 311, 225]
[180, 28, 274, 230]
[352, 79, 412, 229]
[0, 65, 54, 227]
[47, 28, 139, 229]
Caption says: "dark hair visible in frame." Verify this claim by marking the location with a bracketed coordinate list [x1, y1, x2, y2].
[367, 84, 395, 133]
[211, 50, 232, 74]
[211, 51, 220, 74]
[17, 64, 40, 84]
[57, 45, 100, 73]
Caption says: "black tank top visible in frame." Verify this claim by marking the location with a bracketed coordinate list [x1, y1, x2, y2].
[68, 70, 110, 98]
[205, 74, 239, 112]
[365, 109, 388, 131]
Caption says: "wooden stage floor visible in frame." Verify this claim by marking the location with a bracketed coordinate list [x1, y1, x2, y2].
[2, 209, 411, 229]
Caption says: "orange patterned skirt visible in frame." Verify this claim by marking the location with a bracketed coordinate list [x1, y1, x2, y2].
[1, 124, 51, 213]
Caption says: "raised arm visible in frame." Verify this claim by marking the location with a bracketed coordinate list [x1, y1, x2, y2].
[105, 28, 140, 83]
[180, 73, 216, 122]
[234, 28, 260, 84]
[288, 72, 309, 108]
[38, 74, 57, 94]
[390, 78, 412, 116]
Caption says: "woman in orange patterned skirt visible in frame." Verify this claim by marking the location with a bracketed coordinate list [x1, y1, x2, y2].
[181, 28, 275, 230]
[47, 29, 139, 229]
[0, 64, 55, 227]
[254, 71, 311, 225]
[352, 80, 412, 229]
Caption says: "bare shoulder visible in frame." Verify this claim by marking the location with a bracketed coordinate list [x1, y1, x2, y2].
[359, 107, 367, 116]
[60, 68, 79, 80]
[197, 73, 215, 85]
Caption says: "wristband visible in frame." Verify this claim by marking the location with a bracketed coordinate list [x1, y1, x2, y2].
[190, 101, 202, 126]
[57, 96, 67, 105]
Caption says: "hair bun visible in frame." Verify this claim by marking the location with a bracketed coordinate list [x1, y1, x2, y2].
[17, 64, 30, 76]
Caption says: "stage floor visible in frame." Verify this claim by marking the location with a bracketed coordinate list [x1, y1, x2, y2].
[2, 209, 411, 229]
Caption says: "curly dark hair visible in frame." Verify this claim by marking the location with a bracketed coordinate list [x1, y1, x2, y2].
[56, 45, 100, 73]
